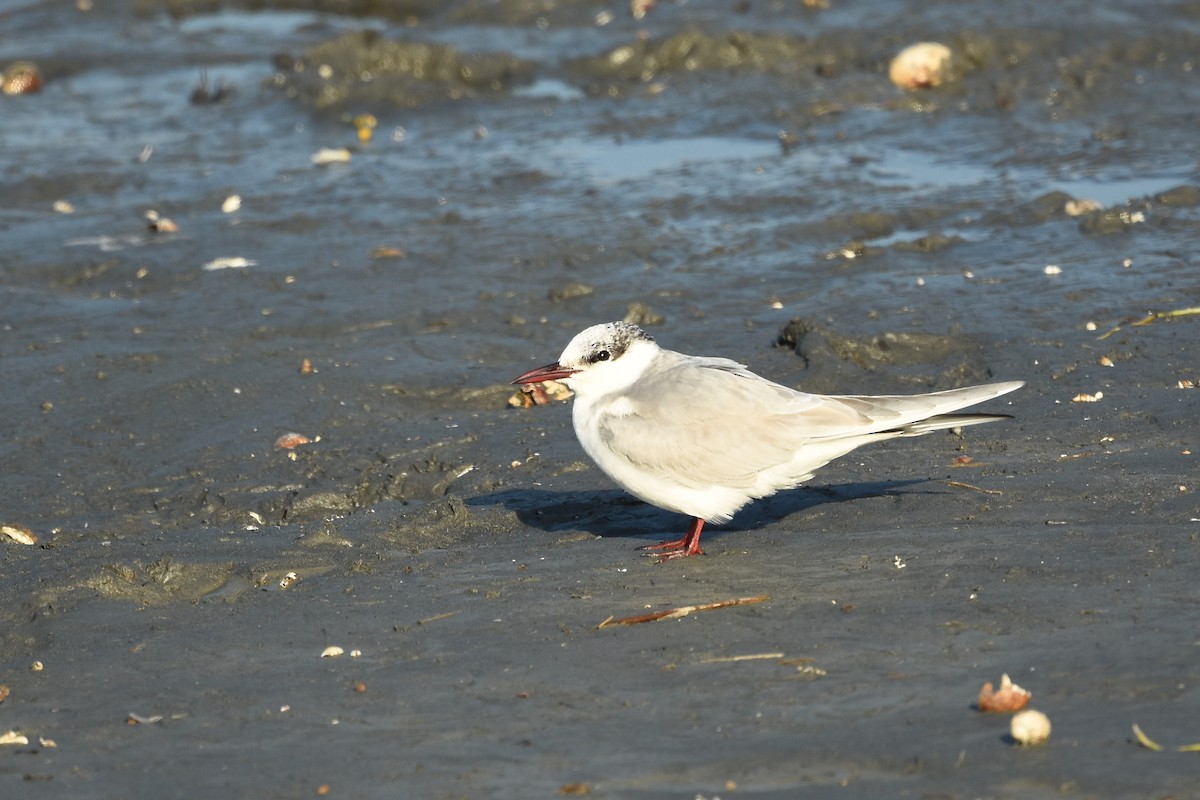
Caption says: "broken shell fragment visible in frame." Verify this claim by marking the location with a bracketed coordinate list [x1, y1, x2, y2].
[510, 379, 574, 408]
[1, 523, 37, 545]
[144, 209, 179, 233]
[274, 432, 313, 449]
[320, 646, 344, 658]
[978, 673, 1032, 713]
[1064, 198, 1103, 216]
[0, 731, 29, 746]
[312, 147, 352, 165]
[1072, 391, 1103, 403]
[889, 42, 953, 89]
[630, 0, 655, 19]
[1010, 709, 1052, 745]
[2, 61, 42, 95]
[278, 571, 299, 589]
[203, 256, 256, 271]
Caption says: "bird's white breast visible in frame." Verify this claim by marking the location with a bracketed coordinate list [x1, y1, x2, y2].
[570, 391, 754, 522]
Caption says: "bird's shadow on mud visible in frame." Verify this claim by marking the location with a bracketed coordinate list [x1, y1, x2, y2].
[471, 479, 931, 548]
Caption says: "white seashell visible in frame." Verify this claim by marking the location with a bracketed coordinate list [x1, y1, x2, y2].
[1011, 709, 1051, 745]
[1, 524, 37, 545]
[203, 257, 256, 271]
[311, 147, 352, 165]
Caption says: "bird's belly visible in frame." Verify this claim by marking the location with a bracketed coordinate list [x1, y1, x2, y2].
[572, 401, 752, 523]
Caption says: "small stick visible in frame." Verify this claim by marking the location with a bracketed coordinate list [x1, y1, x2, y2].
[417, 610, 460, 625]
[1098, 306, 1200, 340]
[700, 652, 785, 663]
[597, 595, 768, 628]
[945, 480, 1004, 495]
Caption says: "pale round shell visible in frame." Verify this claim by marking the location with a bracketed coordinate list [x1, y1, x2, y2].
[1011, 709, 1052, 745]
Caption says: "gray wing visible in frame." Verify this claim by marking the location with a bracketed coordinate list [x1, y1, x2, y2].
[594, 352, 875, 491]
[596, 351, 1020, 491]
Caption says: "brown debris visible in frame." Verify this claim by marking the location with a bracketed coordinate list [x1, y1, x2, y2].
[978, 673, 1032, 713]
[945, 480, 1003, 495]
[274, 432, 313, 449]
[598, 595, 768, 628]
[509, 379, 573, 408]
[1097, 306, 1200, 340]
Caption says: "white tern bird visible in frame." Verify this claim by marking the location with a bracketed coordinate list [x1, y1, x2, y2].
[514, 321, 1022, 561]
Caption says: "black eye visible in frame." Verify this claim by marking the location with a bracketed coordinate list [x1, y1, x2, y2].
[591, 350, 610, 363]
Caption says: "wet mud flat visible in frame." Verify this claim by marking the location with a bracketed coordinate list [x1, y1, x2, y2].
[2, 0, 1200, 796]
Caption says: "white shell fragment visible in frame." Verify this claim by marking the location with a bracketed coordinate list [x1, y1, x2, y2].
[0, 731, 30, 746]
[311, 147, 352, 165]
[1072, 391, 1103, 403]
[1, 524, 37, 545]
[320, 646, 344, 658]
[203, 257, 256, 271]
[889, 42, 953, 89]
[1011, 709, 1052, 745]
[221, 194, 242, 213]
[144, 209, 179, 232]
[1064, 198, 1103, 216]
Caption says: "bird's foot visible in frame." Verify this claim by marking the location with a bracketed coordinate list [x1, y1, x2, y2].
[636, 538, 705, 561]
[636, 518, 707, 562]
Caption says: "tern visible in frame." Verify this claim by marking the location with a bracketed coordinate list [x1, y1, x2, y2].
[513, 322, 1022, 561]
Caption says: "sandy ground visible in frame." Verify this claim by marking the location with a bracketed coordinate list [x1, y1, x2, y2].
[2, 0, 1199, 797]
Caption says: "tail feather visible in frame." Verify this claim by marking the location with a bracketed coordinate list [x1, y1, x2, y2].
[834, 380, 1024, 437]
[892, 412, 1014, 437]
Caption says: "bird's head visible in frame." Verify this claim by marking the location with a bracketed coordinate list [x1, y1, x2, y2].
[512, 321, 658, 398]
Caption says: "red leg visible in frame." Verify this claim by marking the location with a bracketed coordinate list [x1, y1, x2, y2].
[636, 518, 706, 561]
